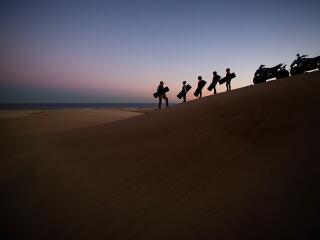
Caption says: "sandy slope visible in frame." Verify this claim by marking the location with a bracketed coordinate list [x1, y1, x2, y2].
[1, 72, 320, 239]
[0, 108, 146, 135]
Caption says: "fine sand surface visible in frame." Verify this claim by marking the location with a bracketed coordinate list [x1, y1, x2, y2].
[0, 108, 148, 135]
[1, 72, 320, 239]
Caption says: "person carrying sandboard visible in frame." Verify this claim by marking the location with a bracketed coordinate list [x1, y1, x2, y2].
[177, 81, 191, 102]
[218, 68, 236, 91]
[208, 71, 221, 94]
[156, 81, 169, 109]
[225, 68, 232, 91]
[194, 76, 206, 98]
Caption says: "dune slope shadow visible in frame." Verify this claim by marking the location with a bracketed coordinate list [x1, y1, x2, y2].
[1, 71, 320, 240]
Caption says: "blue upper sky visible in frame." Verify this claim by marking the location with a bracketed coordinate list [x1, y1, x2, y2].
[0, 0, 319, 103]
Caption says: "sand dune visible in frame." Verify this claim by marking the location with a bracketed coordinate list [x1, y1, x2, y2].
[0, 108, 146, 135]
[1, 72, 320, 239]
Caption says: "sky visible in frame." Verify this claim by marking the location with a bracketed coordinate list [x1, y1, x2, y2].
[0, 0, 319, 103]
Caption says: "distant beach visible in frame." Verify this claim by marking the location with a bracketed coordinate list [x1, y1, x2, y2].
[0, 103, 160, 110]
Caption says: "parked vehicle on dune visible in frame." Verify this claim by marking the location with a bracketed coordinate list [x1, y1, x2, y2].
[290, 54, 320, 76]
[253, 63, 289, 84]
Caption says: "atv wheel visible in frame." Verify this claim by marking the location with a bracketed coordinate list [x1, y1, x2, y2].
[278, 70, 289, 79]
[290, 67, 304, 76]
[253, 76, 266, 84]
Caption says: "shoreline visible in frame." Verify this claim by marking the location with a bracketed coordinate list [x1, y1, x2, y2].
[0, 103, 158, 111]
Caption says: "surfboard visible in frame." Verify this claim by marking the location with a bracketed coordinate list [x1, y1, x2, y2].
[207, 75, 221, 91]
[153, 87, 169, 98]
[219, 73, 236, 85]
[194, 80, 207, 97]
[177, 84, 192, 99]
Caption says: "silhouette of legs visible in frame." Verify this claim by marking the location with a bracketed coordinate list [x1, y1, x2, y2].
[159, 96, 169, 109]
[183, 94, 186, 102]
[226, 81, 231, 91]
[213, 87, 217, 94]
[199, 91, 202, 98]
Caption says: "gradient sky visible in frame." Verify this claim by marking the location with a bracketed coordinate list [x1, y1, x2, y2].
[0, 0, 319, 103]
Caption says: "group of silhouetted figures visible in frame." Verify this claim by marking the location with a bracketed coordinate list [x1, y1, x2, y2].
[154, 68, 236, 109]
[154, 53, 320, 109]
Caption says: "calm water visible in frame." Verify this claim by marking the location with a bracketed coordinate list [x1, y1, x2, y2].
[0, 103, 159, 110]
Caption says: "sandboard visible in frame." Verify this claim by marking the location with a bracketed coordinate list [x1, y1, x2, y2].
[219, 73, 236, 85]
[177, 84, 192, 99]
[194, 80, 207, 97]
[153, 87, 169, 98]
[207, 75, 221, 91]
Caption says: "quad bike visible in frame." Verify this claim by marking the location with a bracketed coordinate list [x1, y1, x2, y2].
[290, 54, 320, 76]
[253, 63, 289, 84]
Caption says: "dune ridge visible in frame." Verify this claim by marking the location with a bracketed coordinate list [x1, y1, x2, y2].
[1, 71, 320, 239]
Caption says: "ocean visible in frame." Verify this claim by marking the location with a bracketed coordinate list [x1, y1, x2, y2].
[0, 103, 159, 110]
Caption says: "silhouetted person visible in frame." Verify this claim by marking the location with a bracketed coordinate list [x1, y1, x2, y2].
[291, 54, 306, 68]
[297, 53, 303, 66]
[197, 76, 204, 98]
[295, 53, 303, 67]
[157, 81, 169, 109]
[212, 71, 219, 94]
[182, 81, 187, 102]
[226, 68, 232, 91]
